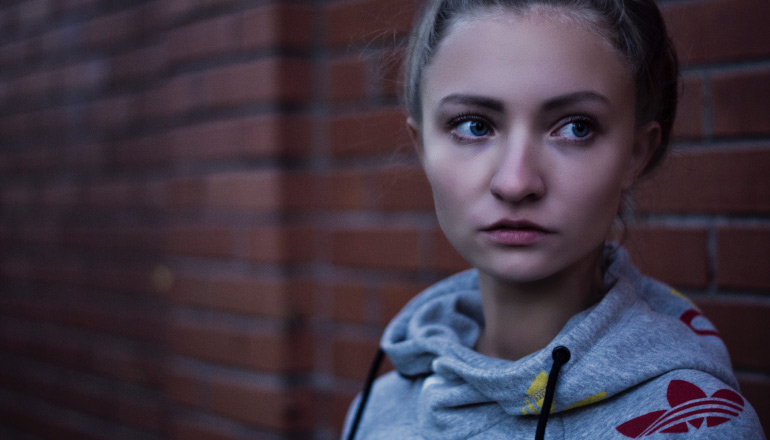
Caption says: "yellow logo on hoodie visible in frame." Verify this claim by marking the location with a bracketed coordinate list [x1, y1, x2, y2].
[522, 370, 607, 415]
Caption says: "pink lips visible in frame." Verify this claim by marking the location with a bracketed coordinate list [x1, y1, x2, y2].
[480, 219, 553, 246]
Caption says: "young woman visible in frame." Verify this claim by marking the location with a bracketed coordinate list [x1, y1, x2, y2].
[343, 0, 765, 438]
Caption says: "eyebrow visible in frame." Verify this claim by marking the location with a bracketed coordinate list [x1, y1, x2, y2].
[437, 90, 611, 114]
[438, 94, 505, 112]
[541, 91, 610, 112]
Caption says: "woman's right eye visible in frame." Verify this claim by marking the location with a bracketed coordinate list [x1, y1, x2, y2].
[452, 118, 492, 139]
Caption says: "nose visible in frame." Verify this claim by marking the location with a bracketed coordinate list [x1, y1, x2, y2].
[489, 135, 545, 203]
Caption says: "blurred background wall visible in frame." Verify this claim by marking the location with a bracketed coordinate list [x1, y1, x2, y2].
[0, 0, 767, 438]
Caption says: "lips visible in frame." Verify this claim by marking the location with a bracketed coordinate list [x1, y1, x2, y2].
[480, 219, 553, 246]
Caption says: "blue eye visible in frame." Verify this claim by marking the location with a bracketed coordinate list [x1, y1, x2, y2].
[553, 119, 594, 140]
[456, 120, 491, 137]
[569, 121, 590, 138]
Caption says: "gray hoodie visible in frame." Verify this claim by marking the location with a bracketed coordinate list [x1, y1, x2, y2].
[342, 246, 765, 439]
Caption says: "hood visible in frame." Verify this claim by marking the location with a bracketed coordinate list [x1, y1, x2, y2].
[380, 245, 737, 439]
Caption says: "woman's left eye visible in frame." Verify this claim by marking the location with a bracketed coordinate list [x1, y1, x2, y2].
[455, 119, 491, 137]
[552, 119, 594, 141]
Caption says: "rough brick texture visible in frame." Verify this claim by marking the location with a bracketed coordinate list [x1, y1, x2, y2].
[1, 0, 768, 439]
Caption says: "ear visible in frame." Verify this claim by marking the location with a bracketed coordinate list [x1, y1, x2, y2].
[406, 117, 424, 161]
[624, 121, 661, 189]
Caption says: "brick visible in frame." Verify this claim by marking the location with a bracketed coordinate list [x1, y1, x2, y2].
[0, 325, 163, 389]
[169, 117, 304, 163]
[329, 56, 367, 102]
[169, 416, 240, 440]
[209, 377, 314, 431]
[430, 228, 470, 273]
[83, 7, 141, 49]
[38, 22, 74, 56]
[61, 0, 99, 12]
[331, 282, 369, 324]
[165, 226, 234, 258]
[87, 94, 136, 130]
[332, 391, 358, 436]
[62, 142, 105, 169]
[331, 228, 420, 270]
[736, 374, 770, 436]
[203, 58, 312, 108]
[0, 403, 107, 440]
[169, 272, 312, 318]
[378, 48, 405, 98]
[167, 14, 237, 64]
[61, 59, 107, 92]
[249, 225, 315, 264]
[169, 118, 242, 160]
[140, 75, 197, 119]
[326, 0, 416, 48]
[242, 4, 313, 50]
[663, 0, 770, 66]
[169, 320, 312, 373]
[375, 165, 433, 211]
[636, 147, 770, 214]
[283, 171, 324, 211]
[17, 0, 51, 23]
[324, 169, 369, 210]
[112, 133, 173, 166]
[0, 356, 164, 434]
[696, 298, 770, 371]
[1, 185, 36, 206]
[18, 68, 52, 99]
[329, 108, 411, 157]
[0, 113, 29, 140]
[380, 281, 429, 324]
[332, 336, 380, 380]
[624, 226, 710, 289]
[111, 44, 164, 84]
[0, 39, 27, 66]
[671, 75, 704, 140]
[167, 177, 205, 208]
[716, 226, 770, 291]
[242, 115, 313, 158]
[167, 368, 203, 407]
[85, 180, 140, 207]
[203, 169, 283, 212]
[27, 106, 69, 133]
[89, 345, 166, 389]
[712, 68, 770, 137]
[0, 295, 164, 343]
[8, 147, 58, 173]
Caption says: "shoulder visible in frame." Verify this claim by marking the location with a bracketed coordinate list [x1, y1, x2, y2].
[341, 371, 424, 439]
[613, 370, 765, 439]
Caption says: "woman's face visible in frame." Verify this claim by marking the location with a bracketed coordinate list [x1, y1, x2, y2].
[414, 9, 658, 285]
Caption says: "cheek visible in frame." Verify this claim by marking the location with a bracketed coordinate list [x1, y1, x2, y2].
[425, 161, 461, 216]
[554, 155, 628, 222]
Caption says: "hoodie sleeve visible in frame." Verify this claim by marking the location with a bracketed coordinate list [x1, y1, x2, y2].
[613, 370, 765, 440]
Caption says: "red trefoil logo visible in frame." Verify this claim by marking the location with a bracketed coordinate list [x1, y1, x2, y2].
[616, 379, 744, 438]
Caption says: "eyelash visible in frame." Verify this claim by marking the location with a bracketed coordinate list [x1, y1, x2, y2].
[551, 115, 597, 143]
[445, 113, 599, 144]
[447, 113, 495, 143]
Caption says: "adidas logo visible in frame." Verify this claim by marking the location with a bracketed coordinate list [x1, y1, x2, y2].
[616, 379, 744, 438]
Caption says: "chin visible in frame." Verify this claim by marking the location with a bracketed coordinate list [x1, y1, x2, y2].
[474, 257, 564, 285]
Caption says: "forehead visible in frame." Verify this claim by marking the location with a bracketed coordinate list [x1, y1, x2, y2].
[422, 8, 633, 110]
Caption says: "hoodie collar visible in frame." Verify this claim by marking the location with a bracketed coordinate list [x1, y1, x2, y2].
[380, 246, 737, 438]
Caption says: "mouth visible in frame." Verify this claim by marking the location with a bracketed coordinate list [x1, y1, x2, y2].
[480, 219, 553, 246]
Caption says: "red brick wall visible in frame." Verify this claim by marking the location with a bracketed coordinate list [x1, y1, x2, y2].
[0, 0, 767, 438]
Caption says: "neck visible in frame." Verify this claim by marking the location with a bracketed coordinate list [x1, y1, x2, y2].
[475, 247, 604, 361]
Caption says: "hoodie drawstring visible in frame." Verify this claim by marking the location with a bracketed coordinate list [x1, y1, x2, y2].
[347, 345, 570, 440]
[535, 346, 571, 440]
[346, 347, 385, 440]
